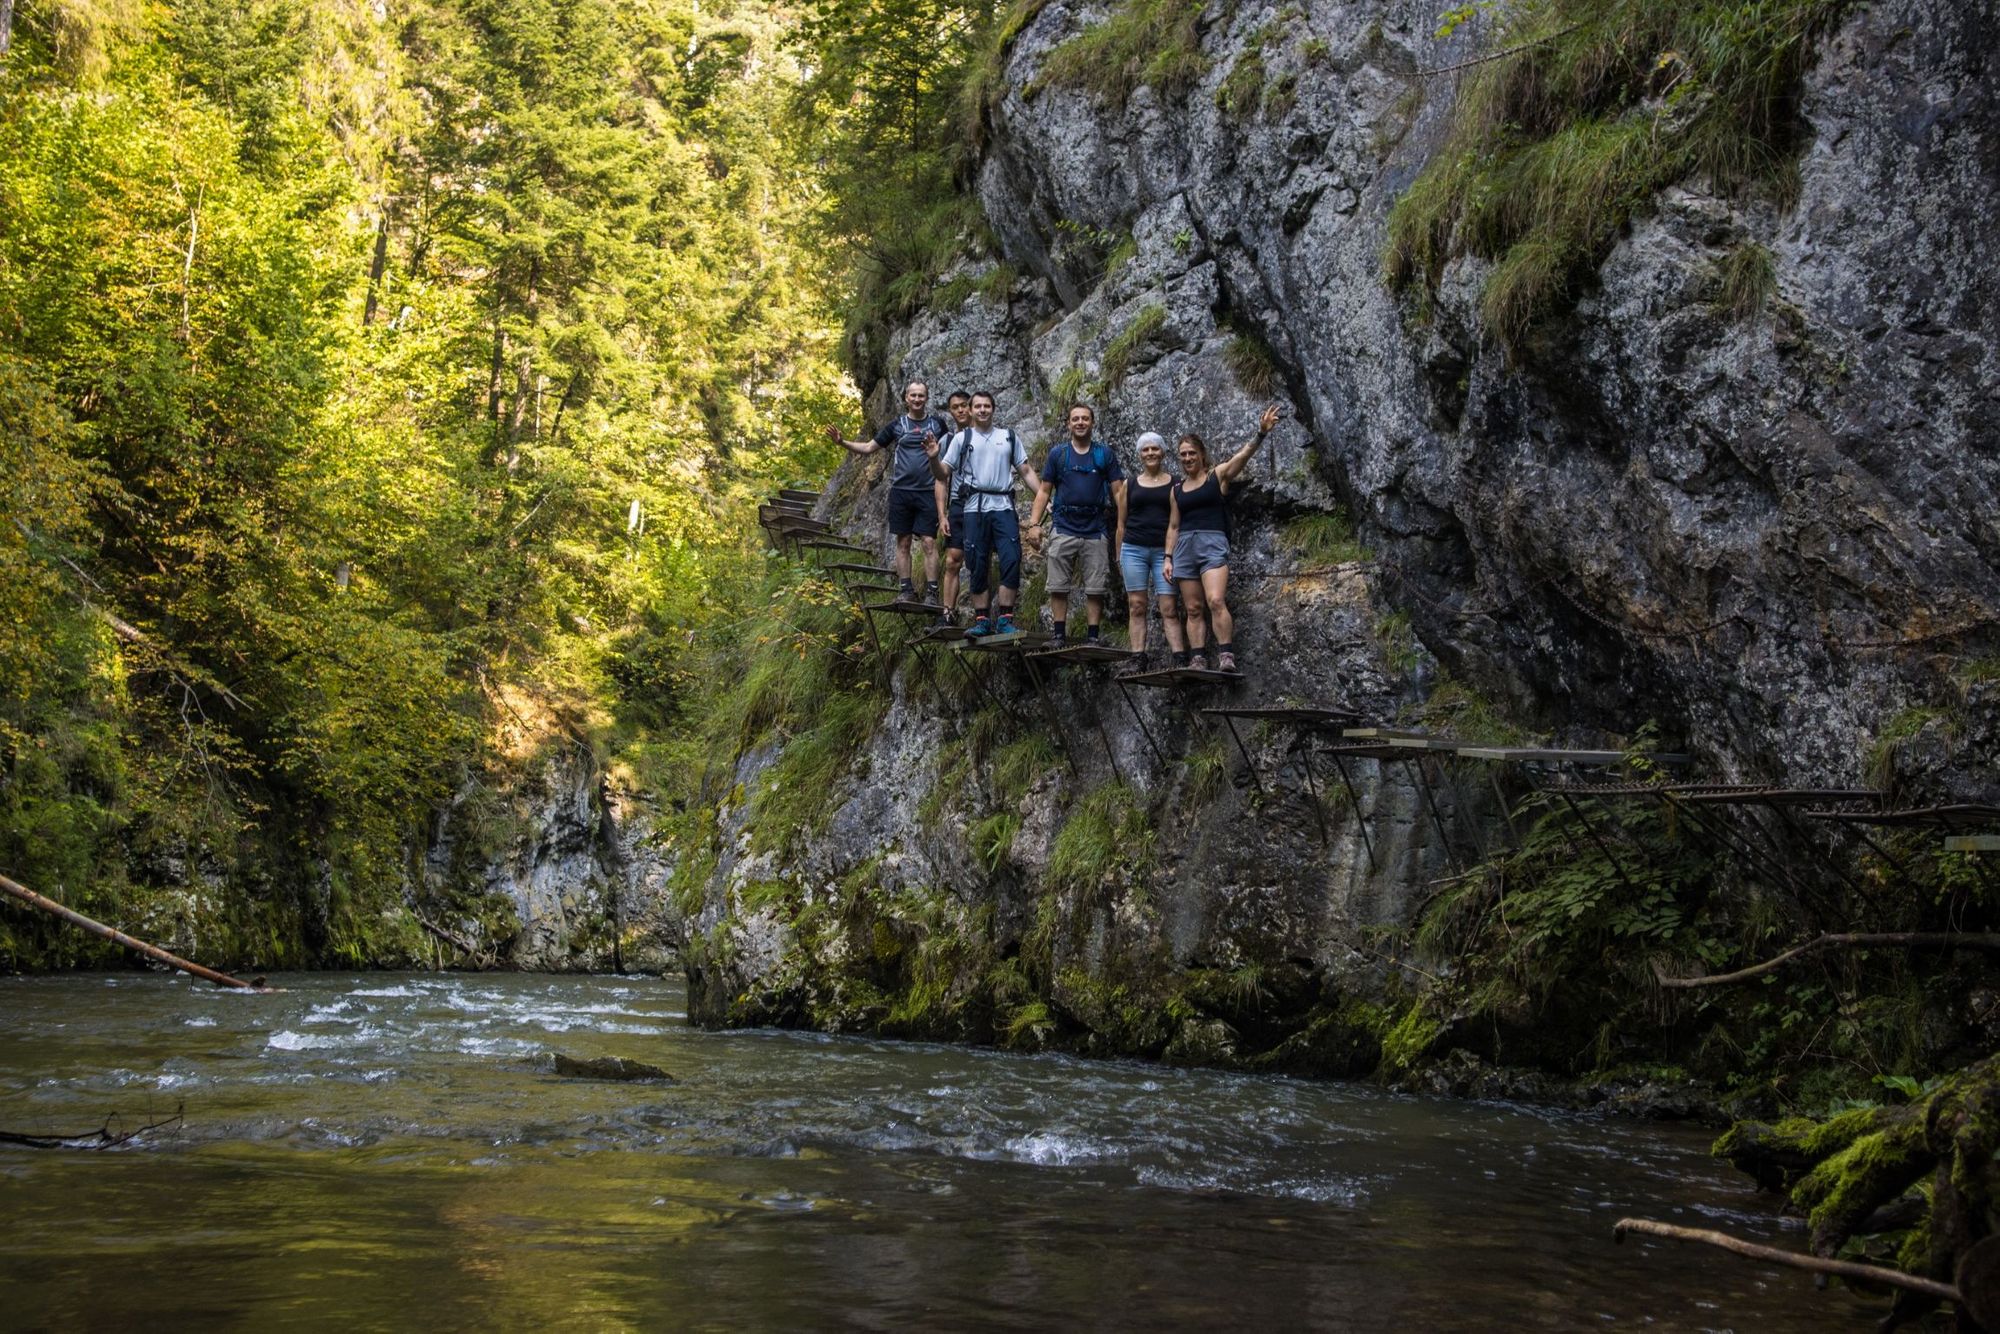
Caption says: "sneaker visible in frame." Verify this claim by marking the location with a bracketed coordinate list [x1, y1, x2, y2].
[995, 613, 1017, 636]
[964, 615, 994, 639]
[1217, 651, 1237, 672]
[924, 581, 940, 605]
[898, 579, 917, 601]
[1186, 652, 1207, 671]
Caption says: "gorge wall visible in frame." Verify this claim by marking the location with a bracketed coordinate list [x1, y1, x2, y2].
[678, 0, 2000, 1087]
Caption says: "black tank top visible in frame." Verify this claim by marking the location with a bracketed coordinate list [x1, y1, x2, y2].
[1174, 472, 1228, 534]
[1124, 476, 1173, 546]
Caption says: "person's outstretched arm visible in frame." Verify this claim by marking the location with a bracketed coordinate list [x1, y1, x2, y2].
[826, 424, 881, 455]
[1215, 405, 1282, 487]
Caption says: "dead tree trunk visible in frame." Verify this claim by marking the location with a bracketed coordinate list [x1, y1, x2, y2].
[0, 873, 271, 990]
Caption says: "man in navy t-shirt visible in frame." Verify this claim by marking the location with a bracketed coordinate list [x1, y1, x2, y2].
[827, 380, 953, 602]
[1028, 403, 1124, 645]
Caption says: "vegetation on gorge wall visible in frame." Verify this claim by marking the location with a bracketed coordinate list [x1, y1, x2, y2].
[1384, 0, 1852, 349]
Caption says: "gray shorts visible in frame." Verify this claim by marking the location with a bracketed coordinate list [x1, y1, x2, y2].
[1171, 530, 1230, 579]
[1046, 532, 1111, 595]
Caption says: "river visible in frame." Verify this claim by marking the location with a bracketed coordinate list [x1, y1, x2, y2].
[0, 972, 1874, 1329]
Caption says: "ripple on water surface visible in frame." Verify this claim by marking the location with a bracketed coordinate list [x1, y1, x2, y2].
[0, 971, 1881, 1330]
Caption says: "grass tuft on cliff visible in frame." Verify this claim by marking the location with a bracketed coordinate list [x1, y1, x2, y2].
[1033, 0, 1209, 106]
[1383, 0, 1850, 352]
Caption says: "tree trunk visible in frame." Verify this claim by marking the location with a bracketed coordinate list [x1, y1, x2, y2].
[0, 873, 269, 991]
[362, 213, 390, 325]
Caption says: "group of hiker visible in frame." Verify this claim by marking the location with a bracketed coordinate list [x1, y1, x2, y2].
[827, 382, 1280, 673]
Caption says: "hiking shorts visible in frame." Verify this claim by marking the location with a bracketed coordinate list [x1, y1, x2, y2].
[943, 503, 968, 552]
[1119, 543, 1173, 598]
[1171, 530, 1230, 580]
[1046, 531, 1110, 596]
[888, 487, 938, 538]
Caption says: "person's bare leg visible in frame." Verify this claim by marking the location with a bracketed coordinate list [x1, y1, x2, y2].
[922, 536, 939, 587]
[1085, 593, 1103, 632]
[1156, 593, 1186, 654]
[1050, 591, 1070, 632]
[942, 548, 963, 613]
[895, 533, 913, 585]
[1125, 591, 1150, 653]
[1179, 581, 1208, 651]
[1203, 566, 1233, 645]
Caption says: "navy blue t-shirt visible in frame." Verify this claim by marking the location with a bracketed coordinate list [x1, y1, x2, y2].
[873, 413, 953, 492]
[1040, 440, 1124, 537]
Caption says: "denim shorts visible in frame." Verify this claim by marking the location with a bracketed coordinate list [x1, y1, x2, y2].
[1119, 543, 1173, 598]
[1171, 530, 1230, 579]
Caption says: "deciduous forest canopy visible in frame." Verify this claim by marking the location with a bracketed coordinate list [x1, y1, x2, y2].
[0, 0, 953, 963]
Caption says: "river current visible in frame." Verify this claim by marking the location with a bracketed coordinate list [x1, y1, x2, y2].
[0, 972, 1872, 1329]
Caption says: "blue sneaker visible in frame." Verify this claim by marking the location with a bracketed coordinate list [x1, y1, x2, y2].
[995, 614, 1017, 636]
[964, 615, 994, 639]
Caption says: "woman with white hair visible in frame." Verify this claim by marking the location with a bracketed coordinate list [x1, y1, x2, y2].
[1113, 431, 1187, 671]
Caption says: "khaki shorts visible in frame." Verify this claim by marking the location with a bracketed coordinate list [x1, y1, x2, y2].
[1046, 532, 1111, 595]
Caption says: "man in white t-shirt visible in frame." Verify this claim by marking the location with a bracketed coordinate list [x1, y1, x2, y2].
[930, 391, 1038, 637]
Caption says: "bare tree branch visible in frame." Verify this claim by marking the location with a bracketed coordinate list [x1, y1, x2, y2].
[1654, 934, 2000, 989]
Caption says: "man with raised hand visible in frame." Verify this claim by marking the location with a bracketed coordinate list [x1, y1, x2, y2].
[825, 380, 951, 603]
[1027, 402, 1124, 647]
[935, 390, 975, 624]
[933, 391, 1037, 639]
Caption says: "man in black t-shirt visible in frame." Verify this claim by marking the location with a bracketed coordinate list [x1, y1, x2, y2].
[826, 380, 952, 602]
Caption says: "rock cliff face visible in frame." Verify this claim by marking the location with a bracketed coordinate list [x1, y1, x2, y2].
[681, 0, 1999, 1073]
[420, 743, 680, 974]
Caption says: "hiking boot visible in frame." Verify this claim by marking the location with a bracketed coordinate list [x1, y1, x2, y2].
[1185, 651, 1207, 672]
[964, 615, 993, 639]
[1114, 654, 1144, 677]
[995, 613, 1018, 636]
[933, 609, 956, 629]
[1216, 650, 1238, 672]
[923, 581, 940, 605]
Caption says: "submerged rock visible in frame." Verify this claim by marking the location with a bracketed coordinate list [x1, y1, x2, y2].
[552, 1053, 675, 1083]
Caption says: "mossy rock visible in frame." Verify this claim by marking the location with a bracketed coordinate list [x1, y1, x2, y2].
[1164, 1015, 1240, 1067]
[1247, 1004, 1381, 1079]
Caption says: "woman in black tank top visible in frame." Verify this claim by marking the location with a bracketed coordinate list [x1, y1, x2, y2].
[1162, 404, 1282, 673]
[1115, 432, 1186, 669]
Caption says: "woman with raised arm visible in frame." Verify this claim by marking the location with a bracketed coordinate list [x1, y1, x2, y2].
[1113, 432, 1186, 673]
[1162, 404, 1282, 673]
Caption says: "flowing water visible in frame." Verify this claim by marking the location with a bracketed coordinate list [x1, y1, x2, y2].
[0, 972, 1874, 1330]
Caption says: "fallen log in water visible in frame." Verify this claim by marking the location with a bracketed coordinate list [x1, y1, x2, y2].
[1613, 1218, 1962, 1303]
[0, 1105, 185, 1150]
[0, 872, 273, 991]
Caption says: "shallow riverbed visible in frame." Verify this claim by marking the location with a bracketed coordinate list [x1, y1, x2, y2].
[0, 972, 1873, 1329]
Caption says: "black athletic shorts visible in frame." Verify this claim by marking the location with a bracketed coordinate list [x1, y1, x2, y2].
[888, 487, 938, 537]
[944, 504, 967, 551]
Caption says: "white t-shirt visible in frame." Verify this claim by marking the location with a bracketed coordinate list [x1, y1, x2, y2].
[942, 427, 1028, 514]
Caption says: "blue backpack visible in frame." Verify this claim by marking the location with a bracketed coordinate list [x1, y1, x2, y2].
[1050, 442, 1115, 530]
